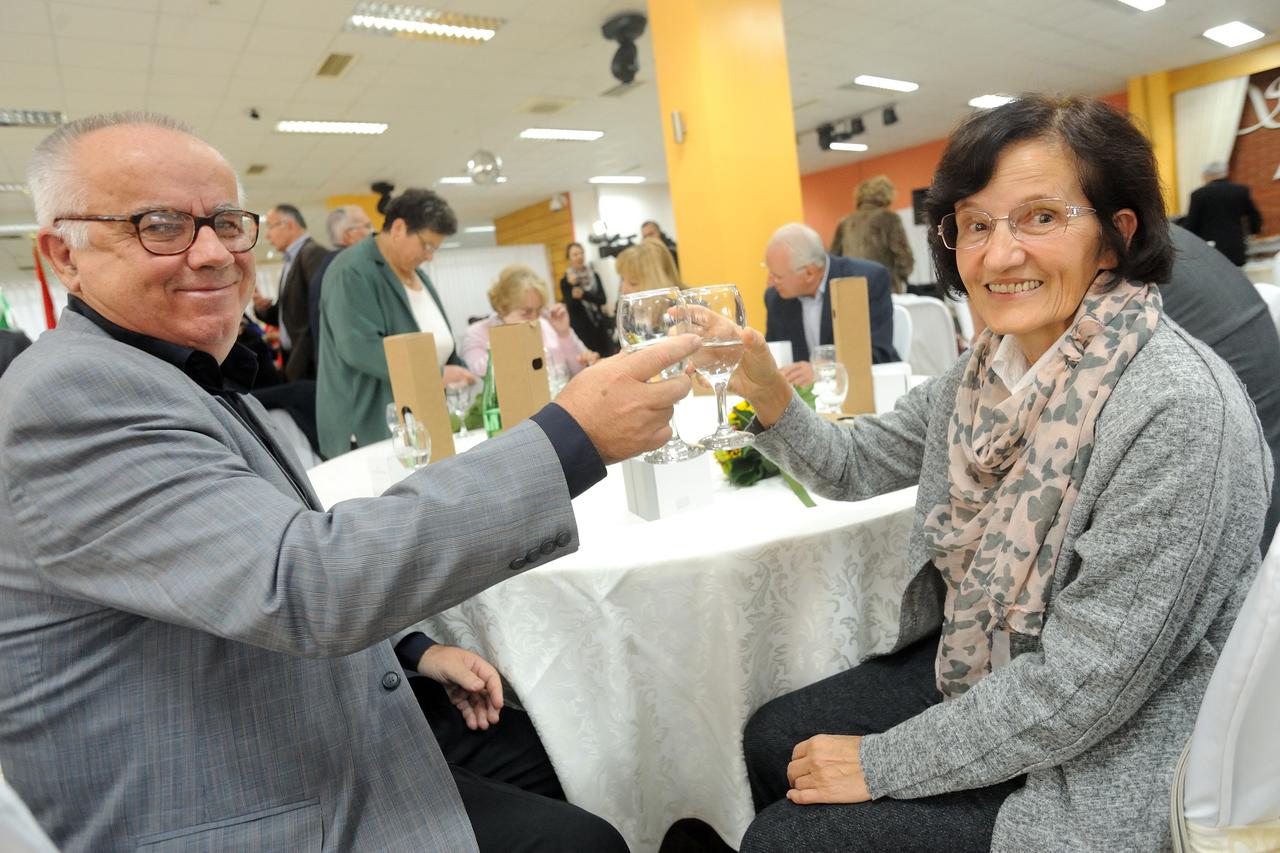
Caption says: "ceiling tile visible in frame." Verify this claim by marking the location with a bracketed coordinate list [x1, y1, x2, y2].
[48, 2, 156, 42]
[153, 13, 251, 51]
[55, 36, 152, 72]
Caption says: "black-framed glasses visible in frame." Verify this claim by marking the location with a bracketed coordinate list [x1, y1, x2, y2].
[54, 208, 260, 255]
[938, 198, 1096, 251]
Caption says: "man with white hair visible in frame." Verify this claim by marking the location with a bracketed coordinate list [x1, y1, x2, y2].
[762, 222, 898, 385]
[308, 204, 375, 358]
[1182, 161, 1262, 267]
[0, 111, 693, 851]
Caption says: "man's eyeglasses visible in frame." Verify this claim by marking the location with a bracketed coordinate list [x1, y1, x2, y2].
[938, 198, 1096, 251]
[54, 208, 260, 256]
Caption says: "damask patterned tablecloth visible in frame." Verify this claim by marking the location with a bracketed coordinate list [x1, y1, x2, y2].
[308, 408, 918, 852]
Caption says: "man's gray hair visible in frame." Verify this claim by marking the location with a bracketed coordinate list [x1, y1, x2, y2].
[27, 111, 244, 248]
[768, 222, 827, 270]
[326, 205, 361, 245]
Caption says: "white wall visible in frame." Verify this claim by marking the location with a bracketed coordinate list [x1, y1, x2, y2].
[0, 276, 66, 339]
[896, 208, 932, 286]
[424, 244, 553, 337]
[574, 183, 677, 303]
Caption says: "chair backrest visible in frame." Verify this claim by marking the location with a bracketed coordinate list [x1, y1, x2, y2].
[0, 776, 59, 852]
[893, 294, 958, 376]
[891, 304, 912, 364]
[1253, 283, 1280, 338]
[1180, 534, 1280, 831]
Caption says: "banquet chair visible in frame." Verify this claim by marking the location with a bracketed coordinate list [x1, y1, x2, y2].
[891, 304, 912, 364]
[0, 774, 58, 853]
[945, 295, 976, 345]
[893, 294, 959, 376]
[1170, 534, 1280, 851]
[267, 408, 322, 469]
[1253, 283, 1280, 339]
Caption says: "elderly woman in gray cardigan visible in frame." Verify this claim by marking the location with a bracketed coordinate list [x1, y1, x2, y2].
[728, 96, 1272, 852]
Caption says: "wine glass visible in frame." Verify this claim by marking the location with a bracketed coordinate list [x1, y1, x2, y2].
[685, 284, 753, 451]
[390, 409, 431, 470]
[811, 344, 837, 366]
[445, 381, 476, 437]
[616, 286, 704, 464]
[814, 362, 849, 414]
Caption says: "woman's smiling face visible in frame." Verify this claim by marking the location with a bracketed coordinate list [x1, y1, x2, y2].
[956, 138, 1125, 362]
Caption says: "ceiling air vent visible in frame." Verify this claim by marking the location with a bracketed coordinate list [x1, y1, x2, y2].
[316, 53, 356, 78]
[245, 164, 268, 175]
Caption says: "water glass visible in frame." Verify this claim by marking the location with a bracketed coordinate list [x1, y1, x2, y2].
[814, 362, 849, 414]
[391, 413, 431, 470]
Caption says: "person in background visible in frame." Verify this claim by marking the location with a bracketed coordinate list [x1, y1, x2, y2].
[0, 328, 32, 379]
[461, 263, 597, 377]
[615, 238, 681, 299]
[727, 94, 1268, 853]
[829, 175, 915, 294]
[254, 204, 328, 380]
[308, 204, 375, 355]
[559, 242, 617, 356]
[1182, 161, 1263, 267]
[763, 223, 898, 386]
[316, 188, 475, 458]
[641, 219, 679, 269]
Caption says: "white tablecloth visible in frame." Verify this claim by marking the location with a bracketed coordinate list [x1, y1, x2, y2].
[307, 397, 918, 852]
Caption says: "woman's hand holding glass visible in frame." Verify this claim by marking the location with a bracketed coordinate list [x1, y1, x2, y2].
[685, 284, 753, 450]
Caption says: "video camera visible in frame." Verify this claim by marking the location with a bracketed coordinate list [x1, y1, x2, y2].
[588, 230, 637, 260]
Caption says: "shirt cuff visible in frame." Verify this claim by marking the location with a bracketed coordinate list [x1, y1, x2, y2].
[530, 402, 606, 499]
[394, 632, 436, 673]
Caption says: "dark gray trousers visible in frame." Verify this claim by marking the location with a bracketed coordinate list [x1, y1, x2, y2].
[740, 633, 1023, 852]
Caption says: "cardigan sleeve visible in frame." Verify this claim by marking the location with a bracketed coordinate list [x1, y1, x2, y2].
[858, 377, 1261, 799]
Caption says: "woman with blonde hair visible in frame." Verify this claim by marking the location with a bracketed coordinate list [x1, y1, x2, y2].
[461, 263, 597, 376]
[830, 174, 914, 293]
[615, 237, 681, 296]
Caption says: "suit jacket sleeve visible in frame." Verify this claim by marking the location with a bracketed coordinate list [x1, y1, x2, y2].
[1, 350, 579, 658]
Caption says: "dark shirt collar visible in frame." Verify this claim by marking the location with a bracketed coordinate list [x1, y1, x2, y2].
[65, 295, 260, 393]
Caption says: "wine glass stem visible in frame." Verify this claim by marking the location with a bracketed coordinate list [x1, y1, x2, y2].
[666, 414, 683, 445]
[714, 380, 731, 430]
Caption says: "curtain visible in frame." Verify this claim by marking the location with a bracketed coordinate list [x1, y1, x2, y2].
[1174, 77, 1249, 214]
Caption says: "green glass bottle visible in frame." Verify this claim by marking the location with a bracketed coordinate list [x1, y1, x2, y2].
[481, 356, 502, 438]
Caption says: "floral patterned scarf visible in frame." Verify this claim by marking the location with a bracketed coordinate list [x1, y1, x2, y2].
[922, 277, 1162, 698]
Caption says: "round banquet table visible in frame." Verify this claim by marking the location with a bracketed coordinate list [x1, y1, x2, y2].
[307, 396, 918, 852]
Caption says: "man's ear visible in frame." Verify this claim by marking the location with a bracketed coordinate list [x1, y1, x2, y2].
[37, 229, 83, 293]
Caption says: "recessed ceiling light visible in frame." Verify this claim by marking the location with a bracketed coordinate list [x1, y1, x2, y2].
[438, 176, 508, 185]
[588, 176, 645, 184]
[852, 75, 919, 93]
[0, 183, 29, 193]
[0, 109, 64, 127]
[275, 120, 388, 135]
[464, 225, 495, 233]
[1203, 21, 1265, 47]
[519, 128, 605, 141]
[829, 142, 869, 152]
[347, 2, 503, 43]
[1115, 0, 1164, 10]
[969, 94, 1016, 109]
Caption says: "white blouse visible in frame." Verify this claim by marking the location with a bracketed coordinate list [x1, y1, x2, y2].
[402, 281, 455, 369]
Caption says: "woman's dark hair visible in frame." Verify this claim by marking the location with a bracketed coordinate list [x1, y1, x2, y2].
[926, 94, 1173, 299]
[380, 188, 457, 237]
[565, 241, 584, 258]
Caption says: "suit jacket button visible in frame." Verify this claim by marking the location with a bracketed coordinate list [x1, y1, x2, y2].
[540, 539, 556, 555]
[509, 557, 527, 571]
[555, 531, 571, 548]
[381, 672, 401, 691]
[525, 548, 540, 564]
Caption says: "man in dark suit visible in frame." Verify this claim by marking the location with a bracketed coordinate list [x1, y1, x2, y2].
[1162, 223, 1280, 553]
[0, 329, 31, 379]
[1182, 162, 1263, 266]
[763, 222, 898, 385]
[253, 204, 328, 380]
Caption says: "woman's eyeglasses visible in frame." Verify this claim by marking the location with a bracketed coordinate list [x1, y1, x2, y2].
[938, 198, 1096, 251]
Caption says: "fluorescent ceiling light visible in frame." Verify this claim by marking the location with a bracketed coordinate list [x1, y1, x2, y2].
[829, 142, 869, 152]
[588, 176, 645, 184]
[852, 74, 918, 93]
[464, 225, 495, 233]
[276, 120, 387, 135]
[438, 176, 507, 185]
[1203, 21, 1264, 47]
[0, 109, 63, 127]
[519, 128, 605, 141]
[0, 223, 38, 236]
[347, 3, 502, 43]
[441, 241, 461, 249]
[969, 94, 1016, 109]
[1115, 0, 1164, 10]
[0, 183, 29, 193]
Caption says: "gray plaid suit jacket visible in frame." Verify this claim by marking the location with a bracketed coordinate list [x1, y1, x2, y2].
[0, 310, 579, 851]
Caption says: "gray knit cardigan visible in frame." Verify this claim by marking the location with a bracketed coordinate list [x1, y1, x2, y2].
[751, 317, 1272, 851]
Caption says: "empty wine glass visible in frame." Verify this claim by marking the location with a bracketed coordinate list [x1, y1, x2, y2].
[685, 284, 752, 451]
[616, 286, 704, 464]
[811, 344, 837, 366]
[445, 381, 476, 437]
[814, 362, 849, 414]
[390, 409, 431, 470]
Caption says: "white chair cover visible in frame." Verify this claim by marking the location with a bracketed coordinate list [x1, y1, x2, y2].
[0, 776, 58, 853]
[891, 303, 912, 364]
[1171, 535, 1280, 851]
[893, 294, 959, 376]
[1253, 283, 1280, 339]
[266, 408, 322, 470]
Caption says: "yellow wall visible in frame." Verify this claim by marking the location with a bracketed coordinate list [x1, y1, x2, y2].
[1128, 41, 1280, 214]
[325, 193, 384, 231]
[649, 0, 804, 331]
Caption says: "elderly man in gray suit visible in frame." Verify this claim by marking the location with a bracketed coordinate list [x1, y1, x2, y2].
[0, 113, 697, 852]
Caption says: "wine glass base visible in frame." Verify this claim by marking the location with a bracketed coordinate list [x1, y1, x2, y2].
[699, 430, 753, 451]
[641, 440, 705, 464]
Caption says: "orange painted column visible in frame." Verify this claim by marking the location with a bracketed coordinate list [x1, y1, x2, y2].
[325, 193, 384, 231]
[648, 0, 804, 331]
